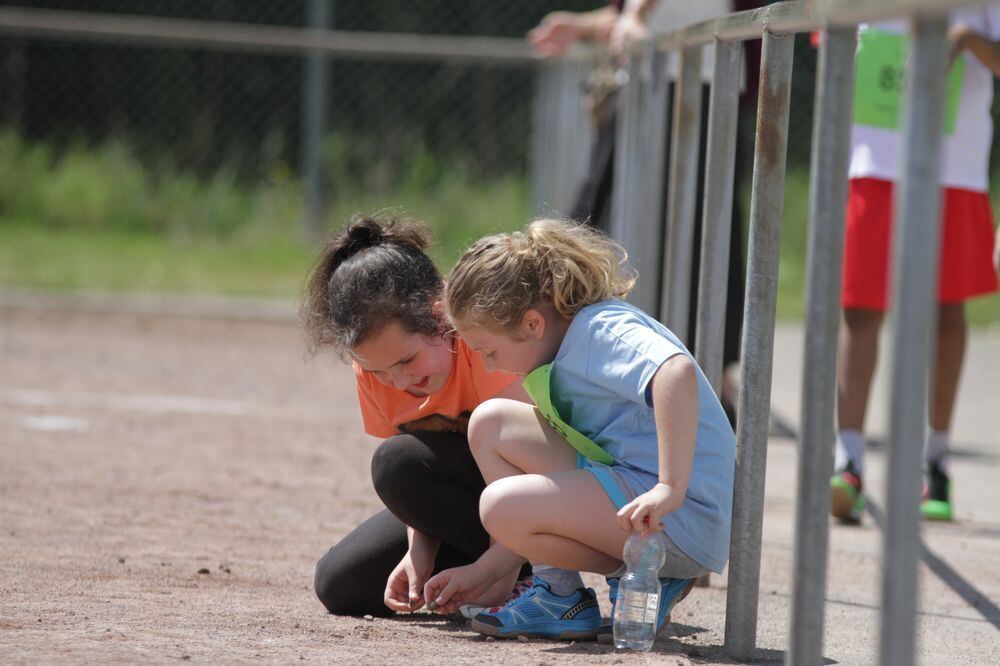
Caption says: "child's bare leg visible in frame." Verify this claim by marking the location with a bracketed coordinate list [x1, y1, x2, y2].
[834, 306, 884, 482]
[837, 307, 884, 432]
[930, 303, 966, 433]
[468, 398, 578, 483]
[468, 398, 589, 596]
[480, 470, 627, 575]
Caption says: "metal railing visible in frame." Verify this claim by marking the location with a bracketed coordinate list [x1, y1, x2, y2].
[604, 0, 986, 663]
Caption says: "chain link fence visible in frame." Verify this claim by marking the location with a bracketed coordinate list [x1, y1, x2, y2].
[10, 2, 998, 242]
[0, 1, 603, 230]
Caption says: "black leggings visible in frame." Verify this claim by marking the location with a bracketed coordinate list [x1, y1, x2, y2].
[315, 431, 502, 616]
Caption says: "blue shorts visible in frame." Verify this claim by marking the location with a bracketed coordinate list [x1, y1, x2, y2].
[577, 453, 710, 579]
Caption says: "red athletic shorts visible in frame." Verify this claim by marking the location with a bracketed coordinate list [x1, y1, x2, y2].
[842, 177, 999, 310]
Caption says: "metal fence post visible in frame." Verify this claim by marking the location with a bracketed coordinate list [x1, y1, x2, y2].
[608, 54, 634, 245]
[724, 29, 793, 661]
[660, 45, 703, 341]
[880, 16, 948, 666]
[618, 43, 671, 315]
[786, 26, 856, 666]
[635, 43, 672, 311]
[301, 0, 331, 239]
[530, 62, 556, 216]
[694, 39, 740, 405]
[553, 58, 593, 215]
[610, 53, 651, 306]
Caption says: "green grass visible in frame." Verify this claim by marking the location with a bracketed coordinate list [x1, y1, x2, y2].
[0, 132, 530, 300]
[0, 169, 530, 300]
[0, 222, 314, 298]
[0, 132, 997, 325]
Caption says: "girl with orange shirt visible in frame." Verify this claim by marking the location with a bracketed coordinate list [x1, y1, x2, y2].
[303, 216, 528, 617]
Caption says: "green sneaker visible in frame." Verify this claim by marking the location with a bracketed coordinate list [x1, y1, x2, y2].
[921, 460, 952, 521]
[830, 460, 864, 524]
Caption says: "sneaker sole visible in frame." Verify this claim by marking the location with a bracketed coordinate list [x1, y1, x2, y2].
[830, 479, 862, 523]
[459, 604, 488, 620]
[471, 618, 599, 641]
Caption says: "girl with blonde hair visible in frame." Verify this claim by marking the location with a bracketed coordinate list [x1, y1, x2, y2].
[424, 219, 735, 643]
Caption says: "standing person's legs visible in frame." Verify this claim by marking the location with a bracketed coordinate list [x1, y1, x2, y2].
[921, 303, 967, 521]
[837, 308, 884, 438]
[831, 307, 882, 522]
[930, 303, 967, 435]
[570, 98, 617, 235]
[923, 187, 998, 520]
[833, 178, 894, 522]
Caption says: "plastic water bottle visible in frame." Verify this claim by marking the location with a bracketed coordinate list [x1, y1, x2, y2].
[613, 531, 666, 651]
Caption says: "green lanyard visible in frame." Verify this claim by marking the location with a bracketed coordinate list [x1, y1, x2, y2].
[522, 364, 615, 465]
[853, 30, 964, 136]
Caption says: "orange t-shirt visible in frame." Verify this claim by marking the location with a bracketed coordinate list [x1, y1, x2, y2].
[353, 337, 519, 438]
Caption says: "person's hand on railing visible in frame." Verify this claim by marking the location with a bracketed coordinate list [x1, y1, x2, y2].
[527, 7, 618, 58]
[610, 0, 654, 56]
[948, 22, 1000, 75]
[949, 23, 973, 68]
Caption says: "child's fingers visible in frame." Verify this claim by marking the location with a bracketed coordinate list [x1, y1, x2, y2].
[422, 574, 446, 610]
[384, 596, 414, 612]
[384, 583, 414, 612]
[384, 574, 411, 612]
[629, 506, 650, 532]
[435, 599, 462, 615]
[616, 503, 637, 531]
[408, 577, 425, 609]
[430, 575, 462, 610]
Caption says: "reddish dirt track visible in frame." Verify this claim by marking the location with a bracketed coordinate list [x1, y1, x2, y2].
[1, 307, 732, 664]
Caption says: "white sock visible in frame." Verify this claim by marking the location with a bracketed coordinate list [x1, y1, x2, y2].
[835, 429, 865, 475]
[925, 429, 951, 472]
[531, 564, 584, 597]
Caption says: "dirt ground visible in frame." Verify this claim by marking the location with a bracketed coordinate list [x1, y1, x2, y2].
[1, 301, 997, 664]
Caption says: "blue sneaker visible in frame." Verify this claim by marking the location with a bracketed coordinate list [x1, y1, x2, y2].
[470, 580, 601, 640]
[598, 576, 696, 643]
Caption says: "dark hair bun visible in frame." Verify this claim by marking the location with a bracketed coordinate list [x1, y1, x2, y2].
[331, 218, 385, 266]
[344, 217, 384, 251]
[302, 214, 441, 356]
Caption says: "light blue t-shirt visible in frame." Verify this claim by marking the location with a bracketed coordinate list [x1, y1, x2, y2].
[551, 298, 735, 573]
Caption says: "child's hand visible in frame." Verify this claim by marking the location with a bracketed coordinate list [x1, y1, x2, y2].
[423, 562, 507, 615]
[609, 10, 649, 56]
[528, 12, 586, 58]
[948, 23, 972, 67]
[616, 482, 685, 535]
[383, 548, 434, 612]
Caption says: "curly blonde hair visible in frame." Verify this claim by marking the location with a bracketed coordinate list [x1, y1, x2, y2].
[446, 218, 636, 331]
